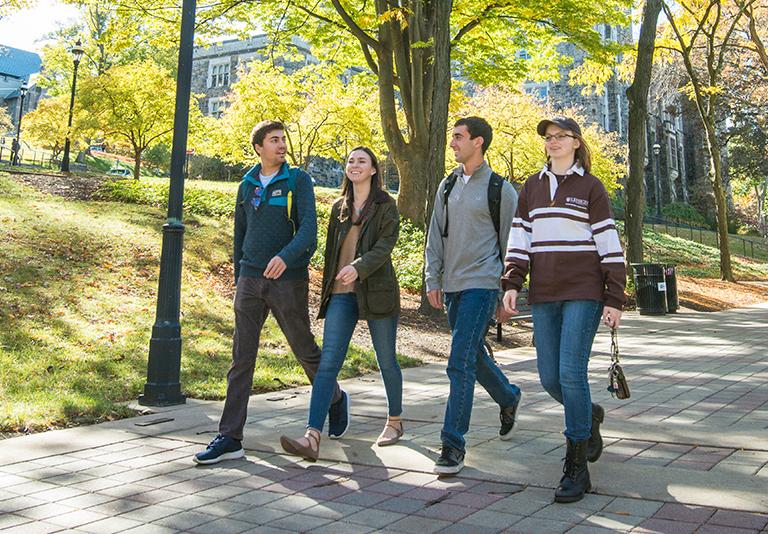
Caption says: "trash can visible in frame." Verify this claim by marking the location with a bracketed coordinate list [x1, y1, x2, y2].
[664, 264, 678, 313]
[631, 263, 667, 315]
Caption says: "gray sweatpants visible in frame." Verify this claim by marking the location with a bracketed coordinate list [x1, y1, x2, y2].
[218, 276, 342, 440]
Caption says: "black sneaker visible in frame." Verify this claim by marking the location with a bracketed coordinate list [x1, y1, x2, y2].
[433, 445, 465, 475]
[499, 396, 522, 441]
[193, 434, 244, 465]
[328, 389, 350, 439]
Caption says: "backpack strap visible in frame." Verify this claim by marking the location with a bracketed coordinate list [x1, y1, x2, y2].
[488, 172, 505, 261]
[285, 167, 297, 234]
[442, 170, 504, 260]
[441, 174, 458, 238]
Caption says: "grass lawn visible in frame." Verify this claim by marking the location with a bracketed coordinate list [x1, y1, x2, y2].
[640, 225, 768, 279]
[0, 173, 420, 434]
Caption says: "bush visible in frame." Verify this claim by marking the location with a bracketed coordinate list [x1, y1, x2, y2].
[96, 179, 235, 218]
[661, 202, 708, 227]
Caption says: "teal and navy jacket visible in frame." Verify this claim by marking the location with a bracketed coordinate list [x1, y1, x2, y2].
[234, 162, 317, 283]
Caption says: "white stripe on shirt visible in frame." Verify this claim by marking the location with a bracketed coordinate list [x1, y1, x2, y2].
[529, 206, 589, 220]
[530, 244, 598, 253]
[532, 217, 593, 243]
[591, 218, 617, 232]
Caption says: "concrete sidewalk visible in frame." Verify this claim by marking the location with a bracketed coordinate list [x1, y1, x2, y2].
[2, 305, 768, 533]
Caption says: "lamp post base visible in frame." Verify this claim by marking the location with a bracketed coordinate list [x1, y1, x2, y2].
[138, 389, 186, 407]
[139, 316, 187, 407]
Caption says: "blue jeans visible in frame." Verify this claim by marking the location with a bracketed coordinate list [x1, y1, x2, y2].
[531, 300, 604, 441]
[441, 289, 522, 452]
[307, 293, 402, 431]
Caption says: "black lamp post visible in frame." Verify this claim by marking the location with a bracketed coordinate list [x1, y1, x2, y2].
[11, 84, 28, 166]
[61, 40, 85, 173]
[138, 0, 197, 406]
[652, 142, 662, 217]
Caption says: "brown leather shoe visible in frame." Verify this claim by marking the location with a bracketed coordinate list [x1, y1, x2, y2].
[280, 429, 320, 462]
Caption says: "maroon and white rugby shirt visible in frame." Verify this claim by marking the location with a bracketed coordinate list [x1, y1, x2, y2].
[502, 164, 627, 310]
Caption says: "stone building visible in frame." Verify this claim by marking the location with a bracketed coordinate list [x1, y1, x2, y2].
[643, 60, 720, 223]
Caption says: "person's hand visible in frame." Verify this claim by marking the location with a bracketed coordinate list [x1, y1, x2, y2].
[497, 304, 514, 323]
[427, 289, 443, 309]
[502, 289, 519, 314]
[335, 265, 359, 285]
[263, 256, 287, 279]
[603, 306, 622, 328]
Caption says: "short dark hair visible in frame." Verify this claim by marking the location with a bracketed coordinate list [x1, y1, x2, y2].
[455, 116, 493, 154]
[250, 120, 285, 148]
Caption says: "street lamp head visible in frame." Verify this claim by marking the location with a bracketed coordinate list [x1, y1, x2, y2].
[652, 143, 661, 156]
[19, 84, 28, 97]
[70, 39, 85, 64]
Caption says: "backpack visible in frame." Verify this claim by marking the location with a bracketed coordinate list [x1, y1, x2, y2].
[239, 167, 298, 234]
[441, 171, 505, 259]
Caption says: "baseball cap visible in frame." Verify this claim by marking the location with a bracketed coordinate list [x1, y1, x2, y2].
[537, 116, 582, 136]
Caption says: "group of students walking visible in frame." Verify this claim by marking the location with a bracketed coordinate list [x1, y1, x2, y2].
[193, 115, 626, 504]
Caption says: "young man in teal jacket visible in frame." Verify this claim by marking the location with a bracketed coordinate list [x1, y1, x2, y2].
[194, 120, 346, 464]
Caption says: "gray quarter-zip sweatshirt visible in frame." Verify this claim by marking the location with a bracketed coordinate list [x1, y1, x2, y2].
[425, 161, 518, 293]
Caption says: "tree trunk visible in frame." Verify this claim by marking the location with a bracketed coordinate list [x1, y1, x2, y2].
[396, 150, 431, 225]
[418, 0, 452, 314]
[624, 0, 662, 265]
[133, 148, 143, 181]
[757, 181, 767, 237]
[702, 118, 733, 281]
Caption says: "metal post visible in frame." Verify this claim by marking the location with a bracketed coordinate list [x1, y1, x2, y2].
[12, 86, 28, 166]
[653, 143, 661, 217]
[61, 40, 84, 173]
[139, 0, 196, 406]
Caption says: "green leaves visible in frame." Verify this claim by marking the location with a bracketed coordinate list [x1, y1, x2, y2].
[203, 61, 385, 167]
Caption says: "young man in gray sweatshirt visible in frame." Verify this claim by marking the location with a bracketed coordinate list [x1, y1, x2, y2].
[425, 116, 523, 475]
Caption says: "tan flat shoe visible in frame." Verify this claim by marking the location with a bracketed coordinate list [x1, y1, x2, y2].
[376, 420, 404, 447]
[280, 429, 320, 462]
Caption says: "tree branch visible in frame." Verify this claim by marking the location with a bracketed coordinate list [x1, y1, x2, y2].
[330, 0, 382, 52]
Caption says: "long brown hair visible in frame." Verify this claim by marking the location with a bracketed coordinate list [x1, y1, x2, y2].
[340, 146, 382, 225]
[573, 133, 592, 173]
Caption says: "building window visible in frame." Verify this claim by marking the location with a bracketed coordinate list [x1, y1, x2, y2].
[616, 92, 623, 136]
[208, 61, 230, 88]
[604, 25, 613, 41]
[208, 97, 226, 118]
[668, 135, 678, 171]
[603, 86, 610, 131]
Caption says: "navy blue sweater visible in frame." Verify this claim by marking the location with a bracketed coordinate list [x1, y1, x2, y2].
[233, 162, 318, 283]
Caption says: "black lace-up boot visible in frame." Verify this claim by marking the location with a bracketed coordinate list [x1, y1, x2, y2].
[554, 438, 591, 503]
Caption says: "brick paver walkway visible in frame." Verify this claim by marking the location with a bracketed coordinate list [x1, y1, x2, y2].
[2, 305, 768, 533]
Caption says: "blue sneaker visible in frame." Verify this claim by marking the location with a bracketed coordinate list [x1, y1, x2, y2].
[327, 390, 350, 439]
[193, 434, 245, 465]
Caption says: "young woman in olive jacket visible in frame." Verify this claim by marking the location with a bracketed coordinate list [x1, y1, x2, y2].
[280, 146, 403, 461]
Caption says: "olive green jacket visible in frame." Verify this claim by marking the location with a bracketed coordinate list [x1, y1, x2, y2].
[318, 189, 400, 320]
